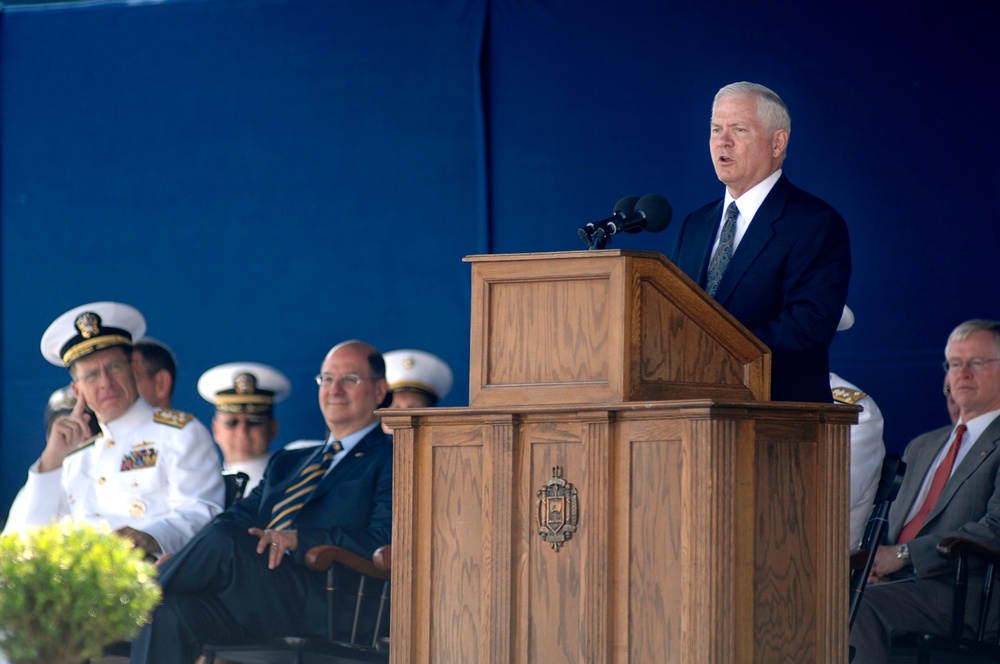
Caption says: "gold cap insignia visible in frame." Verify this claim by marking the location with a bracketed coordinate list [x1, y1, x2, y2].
[402, 356, 416, 370]
[234, 372, 258, 395]
[74, 312, 101, 339]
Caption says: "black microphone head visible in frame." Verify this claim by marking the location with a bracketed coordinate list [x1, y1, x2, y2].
[613, 195, 640, 217]
[631, 194, 672, 233]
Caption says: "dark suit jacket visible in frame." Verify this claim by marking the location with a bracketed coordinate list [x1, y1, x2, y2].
[672, 174, 851, 402]
[888, 415, 1000, 578]
[217, 425, 393, 563]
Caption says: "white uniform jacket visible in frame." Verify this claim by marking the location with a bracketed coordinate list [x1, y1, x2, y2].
[831, 372, 887, 548]
[3, 398, 225, 554]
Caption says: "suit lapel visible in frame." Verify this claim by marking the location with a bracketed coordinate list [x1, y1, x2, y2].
[713, 176, 788, 305]
[689, 201, 724, 287]
[925, 418, 1000, 524]
[888, 426, 951, 541]
[311, 428, 386, 500]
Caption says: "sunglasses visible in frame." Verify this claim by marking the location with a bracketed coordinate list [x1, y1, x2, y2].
[219, 416, 268, 429]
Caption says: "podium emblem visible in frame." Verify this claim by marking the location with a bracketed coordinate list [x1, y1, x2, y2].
[537, 466, 578, 551]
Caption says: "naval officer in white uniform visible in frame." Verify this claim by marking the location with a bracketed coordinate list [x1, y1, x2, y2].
[198, 361, 290, 490]
[3, 301, 225, 558]
[380, 348, 453, 433]
[830, 305, 886, 548]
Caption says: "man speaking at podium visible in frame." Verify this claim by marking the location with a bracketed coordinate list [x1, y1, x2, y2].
[673, 81, 851, 403]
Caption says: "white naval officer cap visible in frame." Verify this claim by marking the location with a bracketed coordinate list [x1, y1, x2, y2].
[837, 305, 855, 332]
[40, 301, 146, 367]
[198, 362, 291, 414]
[383, 349, 453, 405]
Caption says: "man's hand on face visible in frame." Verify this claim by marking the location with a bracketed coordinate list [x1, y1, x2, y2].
[39, 390, 95, 473]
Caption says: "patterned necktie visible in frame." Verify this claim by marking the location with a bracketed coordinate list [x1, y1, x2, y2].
[705, 202, 739, 298]
[897, 423, 967, 544]
[267, 440, 340, 531]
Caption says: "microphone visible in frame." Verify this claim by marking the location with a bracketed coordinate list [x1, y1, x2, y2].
[596, 194, 673, 236]
[579, 195, 640, 243]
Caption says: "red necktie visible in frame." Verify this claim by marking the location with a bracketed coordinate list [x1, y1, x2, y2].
[898, 424, 967, 544]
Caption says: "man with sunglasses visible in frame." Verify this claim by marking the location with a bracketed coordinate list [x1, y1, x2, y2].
[198, 362, 291, 490]
[131, 340, 393, 664]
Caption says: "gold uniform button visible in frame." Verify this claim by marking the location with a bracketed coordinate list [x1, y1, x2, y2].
[98, 477, 106, 485]
[106, 440, 115, 448]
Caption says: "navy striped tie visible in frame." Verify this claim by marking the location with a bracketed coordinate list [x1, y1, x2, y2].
[267, 441, 340, 531]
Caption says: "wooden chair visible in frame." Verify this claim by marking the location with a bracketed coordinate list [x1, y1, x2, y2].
[850, 453, 906, 630]
[202, 544, 391, 664]
[889, 537, 1000, 663]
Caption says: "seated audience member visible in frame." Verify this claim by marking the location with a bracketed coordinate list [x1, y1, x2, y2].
[130, 340, 393, 664]
[830, 306, 886, 548]
[3, 302, 224, 558]
[381, 348, 453, 433]
[44, 384, 101, 438]
[131, 338, 177, 410]
[198, 362, 291, 489]
[850, 319, 1000, 663]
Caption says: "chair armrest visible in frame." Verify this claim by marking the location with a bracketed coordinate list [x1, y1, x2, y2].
[373, 544, 392, 572]
[936, 536, 1000, 564]
[305, 544, 391, 580]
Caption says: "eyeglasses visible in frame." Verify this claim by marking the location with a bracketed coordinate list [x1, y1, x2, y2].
[77, 360, 130, 386]
[220, 416, 268, 429]
[942, 358, 1000, 373]
[314, 373, 372, 388]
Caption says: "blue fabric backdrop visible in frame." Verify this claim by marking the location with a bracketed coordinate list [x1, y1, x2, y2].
[1, 0, 997, 522]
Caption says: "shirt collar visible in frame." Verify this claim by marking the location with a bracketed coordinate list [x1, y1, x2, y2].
[724, 168, 782, 222]
[101, 397, 150, 440]
[330, 421, 379, 456]
[958, 408, 1000, 446]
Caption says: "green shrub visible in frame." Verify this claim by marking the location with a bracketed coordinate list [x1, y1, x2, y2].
[0, 520, 161, 663]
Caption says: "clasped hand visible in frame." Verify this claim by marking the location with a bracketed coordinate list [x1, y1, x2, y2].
[867, 544, 906, 583]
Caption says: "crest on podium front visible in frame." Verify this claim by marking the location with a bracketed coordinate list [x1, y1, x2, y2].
[537, 466, 578, 552]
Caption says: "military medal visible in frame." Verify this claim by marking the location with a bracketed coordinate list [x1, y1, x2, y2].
[129, 498, 146, 519]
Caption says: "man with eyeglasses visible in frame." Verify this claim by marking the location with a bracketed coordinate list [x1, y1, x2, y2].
[851, 319, 1000, 663]
[198, 362, 291, 490]
[131, 340, 393, 664]
[2, 302, 225, 558]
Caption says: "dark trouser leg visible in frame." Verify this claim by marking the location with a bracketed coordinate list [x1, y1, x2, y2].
[850, 577, 963, 664]
[130, 521, 321, 664]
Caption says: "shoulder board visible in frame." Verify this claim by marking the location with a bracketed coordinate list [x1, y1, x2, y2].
[832, 386, 867, 405]
[153, 409, 195, 429]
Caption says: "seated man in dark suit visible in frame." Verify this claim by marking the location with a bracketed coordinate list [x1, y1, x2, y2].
[672, 81, 851, 403]
[850, 319, 1000, 662]
[130, 340, 393, 664]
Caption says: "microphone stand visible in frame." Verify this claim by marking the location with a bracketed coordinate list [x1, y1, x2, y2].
[578, 226, 609, 250]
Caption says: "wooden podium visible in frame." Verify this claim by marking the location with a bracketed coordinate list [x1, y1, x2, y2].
[383, 250, 854, 663]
